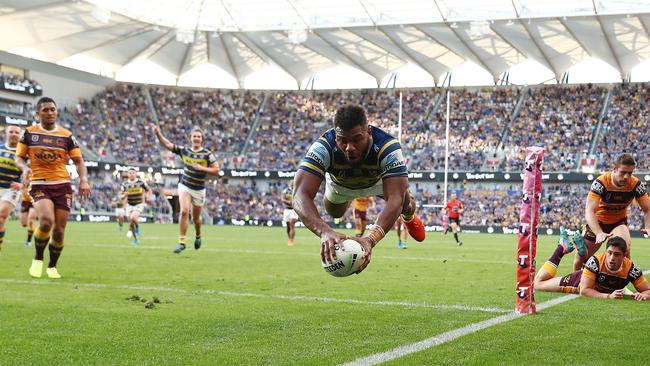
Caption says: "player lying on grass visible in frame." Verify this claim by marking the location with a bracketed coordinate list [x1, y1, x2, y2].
[534, 234, 650, 301]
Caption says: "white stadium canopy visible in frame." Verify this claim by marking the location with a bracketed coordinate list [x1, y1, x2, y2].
[1, 0, 650, 88]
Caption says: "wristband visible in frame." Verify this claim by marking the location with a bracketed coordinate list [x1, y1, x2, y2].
[366, 224, 385, 247]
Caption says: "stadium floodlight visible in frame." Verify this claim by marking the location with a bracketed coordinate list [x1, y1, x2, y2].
[288, 28, 308, 44]
[469, 20, 490, 38]
[91, 5, 111, 24]
[176, 29, 195, 44]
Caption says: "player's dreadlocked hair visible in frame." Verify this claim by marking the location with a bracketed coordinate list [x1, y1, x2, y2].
[334, 104, 367, 130]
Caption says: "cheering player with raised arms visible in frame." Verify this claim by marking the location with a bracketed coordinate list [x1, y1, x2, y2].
[152, 124, 219, 254]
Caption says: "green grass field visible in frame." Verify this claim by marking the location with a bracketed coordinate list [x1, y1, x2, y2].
[1, 222, 649, 365]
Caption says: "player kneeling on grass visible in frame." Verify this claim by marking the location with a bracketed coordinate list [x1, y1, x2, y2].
[293, 104, 426, 274]
[535, 235, 650, 301]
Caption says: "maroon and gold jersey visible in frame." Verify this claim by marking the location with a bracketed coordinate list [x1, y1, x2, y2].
[353, 197, 371, 212]
[587, 172, 649, 224]
[16, 124, 81, 185]
[582, 252, 647, 293]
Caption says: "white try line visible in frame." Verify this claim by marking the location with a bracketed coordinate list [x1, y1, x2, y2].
[338, 294, 578, 366]
[86, 244, 513, 265]
[0, 279, 511, 314]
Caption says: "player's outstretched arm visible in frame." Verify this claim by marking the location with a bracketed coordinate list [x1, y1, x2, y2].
[579, 275, 621, 299]
[151, 123, 175, 151]
[377, 176, 408, 236]
[631, 281, 650, 301]
[585, 199, 609, 244]
[293, 170, 346, 264]
[71, 156, 91, 198]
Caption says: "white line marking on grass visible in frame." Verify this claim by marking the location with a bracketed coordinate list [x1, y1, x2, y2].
[338, 294, 578, 366]
[87, 244, 512, 265]
[0, 279, 511, 314]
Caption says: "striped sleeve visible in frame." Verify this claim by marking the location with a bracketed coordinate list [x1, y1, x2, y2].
[378, 139, 407, 179]
[172, 145, 183, 156]
[208, 151, 218, 165]
[298, 137, 331, 179]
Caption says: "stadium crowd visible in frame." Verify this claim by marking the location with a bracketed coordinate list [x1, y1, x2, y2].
[9, 81, 650, 231]
[46, 82, 645, 173]
[596, 83, 650, 170]
[0, 71, 42, 95]
[502, 84, 605, 172]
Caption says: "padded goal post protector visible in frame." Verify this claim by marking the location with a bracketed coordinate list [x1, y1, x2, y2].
[516, 147, 543, 314]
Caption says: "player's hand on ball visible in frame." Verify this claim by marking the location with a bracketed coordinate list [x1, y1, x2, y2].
[320, 230, 347, 264]
[351, 237, 374, 274]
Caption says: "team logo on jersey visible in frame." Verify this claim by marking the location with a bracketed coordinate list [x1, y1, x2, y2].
[591, 180, 604, 195]
[629, 263, 642, 280]
[32, 135, 39, 142]
[636, 182, 647, 197]
[584, 256, 599, 273]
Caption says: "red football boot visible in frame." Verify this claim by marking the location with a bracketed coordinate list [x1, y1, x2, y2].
[403, 215, 426, 242]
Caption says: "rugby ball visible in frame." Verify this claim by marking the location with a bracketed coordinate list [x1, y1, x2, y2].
[322, 239, 366, 277]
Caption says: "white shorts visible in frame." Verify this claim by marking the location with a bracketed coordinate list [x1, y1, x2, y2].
[178, 183, 206, 206]
[283, 208, 299, 222]
[126, 203, 147, 217]
[325, 174, 383, 204]
[0, 188, 21, 207]
[115, 207, 126, 217]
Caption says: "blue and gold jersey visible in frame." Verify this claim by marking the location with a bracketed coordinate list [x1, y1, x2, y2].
[0, 144, 22, 189]
[299, 125, 407, 190]
[173, 145, 217, 191]
[121, 179, 150, 206]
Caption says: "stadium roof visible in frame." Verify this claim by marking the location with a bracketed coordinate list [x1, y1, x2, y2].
[1, 0, 650, 88]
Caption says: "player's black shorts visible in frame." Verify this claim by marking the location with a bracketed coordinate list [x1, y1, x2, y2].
[584, 218, 627, 243]
[448, 217, 460, 225]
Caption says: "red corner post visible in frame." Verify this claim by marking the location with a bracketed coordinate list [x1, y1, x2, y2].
[516, 146, 544, 314]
